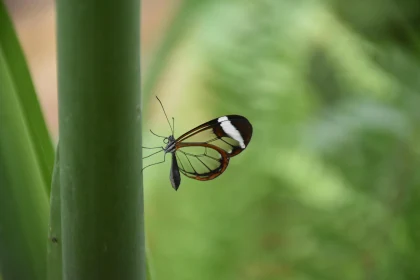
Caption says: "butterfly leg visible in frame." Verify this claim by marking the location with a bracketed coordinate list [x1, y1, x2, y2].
[143, 147, 164, 159]
[141, 152, 167, 172]
[142, 146, 164, 149]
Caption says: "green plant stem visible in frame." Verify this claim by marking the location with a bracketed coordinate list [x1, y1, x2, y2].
[56, 0, 145, 279]
[47, 145, 62, 280]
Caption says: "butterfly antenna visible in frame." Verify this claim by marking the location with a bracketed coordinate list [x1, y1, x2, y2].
[156, 96, 174, 135]
[172, 117, 175, 135]
[142, 153, 167, 172]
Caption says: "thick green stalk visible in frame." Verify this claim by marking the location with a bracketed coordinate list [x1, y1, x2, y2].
[56, 0, 144, 279]
[47, 146, 62, 280]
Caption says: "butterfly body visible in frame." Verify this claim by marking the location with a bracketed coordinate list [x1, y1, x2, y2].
[162, 135, 181, 190]
[169, 152, 181, 190]
[143, 98, 253, 191]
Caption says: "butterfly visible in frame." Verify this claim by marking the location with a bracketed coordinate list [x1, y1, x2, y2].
[142, 97, 253, 191]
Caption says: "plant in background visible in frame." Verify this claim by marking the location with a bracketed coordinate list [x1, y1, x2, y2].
[0, 2, 53, 279]
[143, 0, 420, 279]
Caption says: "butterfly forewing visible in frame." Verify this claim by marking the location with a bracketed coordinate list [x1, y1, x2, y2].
[176, 115, 252, 157]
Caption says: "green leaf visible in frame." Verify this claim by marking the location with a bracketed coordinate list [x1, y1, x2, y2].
[0, 2, 54, 193]
[0, 3, 52, 279]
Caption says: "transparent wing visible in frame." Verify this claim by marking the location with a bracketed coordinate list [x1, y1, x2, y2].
[174, 143, 230, 181]
[175, 115, 253, 157]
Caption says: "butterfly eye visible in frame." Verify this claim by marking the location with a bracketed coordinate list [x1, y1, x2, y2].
[163, 138, 169, 144]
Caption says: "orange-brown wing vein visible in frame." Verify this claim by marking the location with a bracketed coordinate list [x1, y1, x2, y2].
[174, 142, 230, 181]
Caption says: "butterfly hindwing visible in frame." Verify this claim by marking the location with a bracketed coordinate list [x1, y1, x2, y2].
[174, 142, 229, 181]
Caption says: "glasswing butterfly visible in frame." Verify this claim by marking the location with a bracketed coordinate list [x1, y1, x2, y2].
[142, 97, 253, 191]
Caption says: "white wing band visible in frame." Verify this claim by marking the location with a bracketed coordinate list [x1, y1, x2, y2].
[218, 116, 246, 149]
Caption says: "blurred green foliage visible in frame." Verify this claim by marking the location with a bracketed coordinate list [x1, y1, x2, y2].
[0, 3, 52, 280]
[143, 0, 420, 279]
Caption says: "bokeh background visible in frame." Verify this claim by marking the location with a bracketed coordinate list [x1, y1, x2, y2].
[4, 0, 420, 279]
